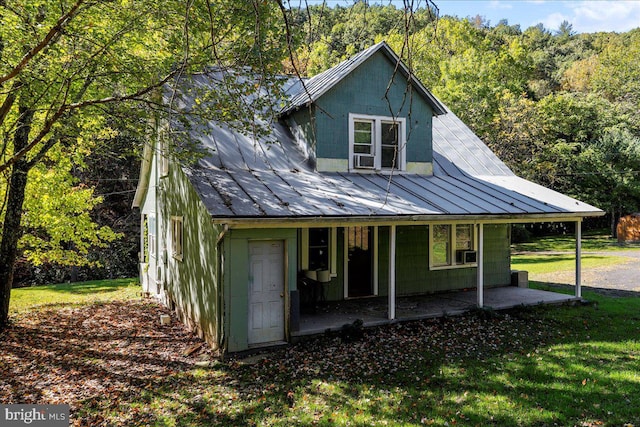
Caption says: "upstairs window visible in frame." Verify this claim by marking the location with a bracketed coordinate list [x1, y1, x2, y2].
[349, 114, 406, 171]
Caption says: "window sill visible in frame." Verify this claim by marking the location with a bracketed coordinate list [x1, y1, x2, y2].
[429, 263, 478, 271]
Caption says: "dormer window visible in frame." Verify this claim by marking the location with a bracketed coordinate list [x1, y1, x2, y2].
[349, 114, 406, 172]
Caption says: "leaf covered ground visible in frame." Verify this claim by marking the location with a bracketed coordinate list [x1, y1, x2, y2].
[1, 295, 639, 426]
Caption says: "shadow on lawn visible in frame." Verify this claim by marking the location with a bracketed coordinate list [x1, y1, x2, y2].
[2, 296, 639, 426]
[38, 279, 136, 295]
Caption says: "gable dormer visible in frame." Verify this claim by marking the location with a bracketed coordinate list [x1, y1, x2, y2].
[282, 42, 445, 174]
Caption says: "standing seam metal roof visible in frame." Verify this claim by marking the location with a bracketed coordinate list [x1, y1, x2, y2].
[178, 56, 601, 221]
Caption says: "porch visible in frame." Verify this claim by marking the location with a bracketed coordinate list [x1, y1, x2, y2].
[292, 286, 578, 337]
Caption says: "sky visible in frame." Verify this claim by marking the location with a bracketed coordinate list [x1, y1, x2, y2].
[303, 1, 640, 33]
[435, 0, 640, 33]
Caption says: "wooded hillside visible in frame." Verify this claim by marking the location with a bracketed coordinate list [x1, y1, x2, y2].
[5, 2, 639, 285]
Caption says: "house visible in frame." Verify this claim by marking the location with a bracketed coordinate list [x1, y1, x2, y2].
[132, 42, 603, 353]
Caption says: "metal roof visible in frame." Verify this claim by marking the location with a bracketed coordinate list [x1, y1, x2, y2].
[282, 41, 447, 116]
[180, 73, 601, 222]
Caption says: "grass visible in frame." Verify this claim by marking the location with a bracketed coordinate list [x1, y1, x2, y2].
[9, 278, 140, 313]
[102, 291, 640, 427]
[511, 253, 631, 275]
[5, 241, 640, 426]
[511, 229, 640, 253]
[512, 229, 638, 275]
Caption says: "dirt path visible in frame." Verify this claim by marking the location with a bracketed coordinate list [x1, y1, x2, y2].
[528, 250, 640, 297]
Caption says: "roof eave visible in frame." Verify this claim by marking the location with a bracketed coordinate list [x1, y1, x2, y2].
[212, 211, 604, 229]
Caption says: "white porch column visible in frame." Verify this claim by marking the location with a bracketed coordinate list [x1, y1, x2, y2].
[388, 225, 396, 320]
[477, 223, 484, 308]
[576, 220, 582, 299]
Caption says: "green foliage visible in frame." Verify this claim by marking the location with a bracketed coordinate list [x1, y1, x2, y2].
[0, 0, 292, 289]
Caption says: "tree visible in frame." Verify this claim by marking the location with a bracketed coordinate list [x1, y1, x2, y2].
[0, 0, 290, 327]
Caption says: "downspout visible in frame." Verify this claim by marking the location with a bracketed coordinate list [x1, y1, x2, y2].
[216, 224, 229, 356]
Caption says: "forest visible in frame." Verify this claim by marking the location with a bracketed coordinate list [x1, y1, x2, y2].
[1, 1, 639, 287]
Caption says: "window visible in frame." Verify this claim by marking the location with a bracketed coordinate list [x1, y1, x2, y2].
[431, 224, 451, 267]
[429, 224, 477, 269]
[349, 114, 406, 171]
[171, 216, 183, 260]
[308, 228, 329, 271]
[301, 228, 337, 275]
[148, 214, 156, 259]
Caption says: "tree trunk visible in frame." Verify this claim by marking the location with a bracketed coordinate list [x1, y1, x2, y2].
[0, 104, 33, 328]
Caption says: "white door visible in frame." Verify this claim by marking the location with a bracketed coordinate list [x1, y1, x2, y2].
[248, 241, 285, 345]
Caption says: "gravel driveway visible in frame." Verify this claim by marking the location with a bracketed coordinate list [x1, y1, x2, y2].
[530, 250, 640, 296]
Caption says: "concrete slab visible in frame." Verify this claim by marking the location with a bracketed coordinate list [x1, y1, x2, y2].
[293, 286, 578, 337]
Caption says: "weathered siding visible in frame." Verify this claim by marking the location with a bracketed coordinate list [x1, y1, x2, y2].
[223, 228, 297, 353]
[314, 53, 434, 163]
[162, 165, 223, 348]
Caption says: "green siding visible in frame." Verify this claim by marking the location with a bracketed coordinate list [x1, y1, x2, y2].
[392, 224, 512, 295]
[482, 224, 512, 287]
[162, 166, 223, 347]
[223, 228, 297, 353]
[315, 53, 434, 163]
[310, 224, 511, 302]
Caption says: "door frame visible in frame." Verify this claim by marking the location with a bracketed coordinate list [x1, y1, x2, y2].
[247, 239, 287, 346]
[343, 226, 378, 299]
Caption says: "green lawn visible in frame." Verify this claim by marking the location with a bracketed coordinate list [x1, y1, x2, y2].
[9, 278, 140, 313]
[127, 291, 640, 427]
[512, 229, 638, 275]
[511, 253, 631, 275]
[5, 257, 640, 426]
[512, 229, 640, 253]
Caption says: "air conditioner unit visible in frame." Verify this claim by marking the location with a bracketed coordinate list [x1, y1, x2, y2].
[456, 250, 477, 264]
[354, 154, 375, 169]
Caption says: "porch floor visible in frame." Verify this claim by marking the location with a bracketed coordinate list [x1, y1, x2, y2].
[293, 286, 578, 337]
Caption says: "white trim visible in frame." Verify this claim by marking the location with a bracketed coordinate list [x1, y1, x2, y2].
[348, 113, 407, 172]
[575, 220, 582, 298]
[330, 227, 337, 276]
[171, 216, 183, 261]
[300, 227, 336, 276]
[388, 225, 396, 320]
[477, 223, 484, 308]
[316, 158, 349, 172]
[373, 226, 379, 296]
[406, 162, 433, 175]
[343, 229, 349, 299]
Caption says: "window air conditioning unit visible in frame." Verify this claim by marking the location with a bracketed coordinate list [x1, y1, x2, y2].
[456, 250, 477, 264]
[354, 154, 375, 169]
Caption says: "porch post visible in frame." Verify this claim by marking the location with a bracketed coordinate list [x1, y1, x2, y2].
[576, 220, 582, 299]
[477, 223, 484, 308]
[388, 224, 396, 320]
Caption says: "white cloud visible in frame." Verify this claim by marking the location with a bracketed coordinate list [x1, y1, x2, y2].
[542, 1, 640, 33]
[488, 0, 513, 9]
[539, 11, 571, 31]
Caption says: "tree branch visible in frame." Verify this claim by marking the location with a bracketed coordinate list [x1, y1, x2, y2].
[0, 0, 85, 86]
[0, 69, 180, 175]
